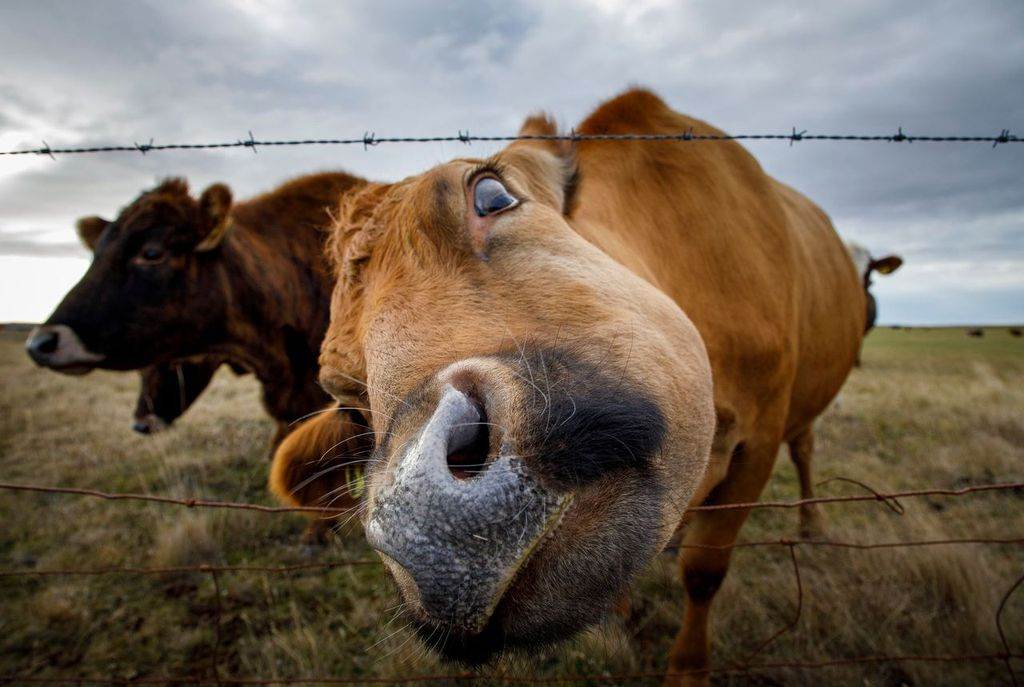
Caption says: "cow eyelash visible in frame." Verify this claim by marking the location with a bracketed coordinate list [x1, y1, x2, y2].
[465, 162, 508, 188]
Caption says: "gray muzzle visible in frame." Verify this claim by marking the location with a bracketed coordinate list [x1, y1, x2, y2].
[365, 385, 570, 632]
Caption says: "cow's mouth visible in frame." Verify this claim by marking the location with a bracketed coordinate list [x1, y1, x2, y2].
[46, 362, 98, 376]
[406, 494, 573, 664]
[132, 414, 170, 434]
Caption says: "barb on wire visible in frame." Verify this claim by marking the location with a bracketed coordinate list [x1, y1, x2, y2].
[135, 138, 154, 155]
[816, 476, 906, 515]
[2, 128, 1021, 157]
[241, 131, 257, 154]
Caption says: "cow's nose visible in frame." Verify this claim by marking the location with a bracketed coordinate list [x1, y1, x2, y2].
[365, 384, 568, 632]
[25, 327, 60, 364]
[132, 414, 168, 435]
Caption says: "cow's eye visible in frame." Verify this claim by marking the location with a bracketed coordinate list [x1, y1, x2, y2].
[135, 246, 166, 265]
[473, 177, 518, 217]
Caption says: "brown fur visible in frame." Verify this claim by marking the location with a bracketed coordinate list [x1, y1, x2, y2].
[38, 172, 368, 452]
[269, 405, 374, 541]
[278, 89, 863, 679]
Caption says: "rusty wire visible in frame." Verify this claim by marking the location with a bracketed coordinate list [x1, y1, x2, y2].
[0, 128, 1020, 157]
[2, 481, 1022, 684]
[4, 653, 1024, 685]
[3, 535, 1022, 580]
[0, 481, 336, 514]
[2, 480, 1020, 516]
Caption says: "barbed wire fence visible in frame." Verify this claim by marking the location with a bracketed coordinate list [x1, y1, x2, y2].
[1, 480, 1022, 686]
[0, 128, 1020, 158]
[1, 130, 1022, 684]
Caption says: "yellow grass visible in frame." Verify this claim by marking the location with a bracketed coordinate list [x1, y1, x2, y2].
[1, 326, 1022, 685]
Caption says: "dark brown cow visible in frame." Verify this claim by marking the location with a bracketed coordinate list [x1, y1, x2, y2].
[274, 89, 863, 683]
[131, 358, 238, 434]
[26, 172, 366, 450]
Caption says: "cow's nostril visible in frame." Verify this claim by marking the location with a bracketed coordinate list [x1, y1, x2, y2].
[31, 330, 60, 355]
[446, 404, 491, 480]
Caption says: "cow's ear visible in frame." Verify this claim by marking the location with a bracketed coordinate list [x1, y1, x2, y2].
[75, 216, 110, 251]
[269, 405, 374, 510]
[871, 255, 903, 275]
[195, 183, 233, 252]
[503, 113, 579, 216]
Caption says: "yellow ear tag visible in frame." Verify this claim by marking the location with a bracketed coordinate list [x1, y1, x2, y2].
[346, 464, 366, 500]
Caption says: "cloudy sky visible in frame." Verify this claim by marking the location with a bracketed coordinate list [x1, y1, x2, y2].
[1, 0, 1022, 324]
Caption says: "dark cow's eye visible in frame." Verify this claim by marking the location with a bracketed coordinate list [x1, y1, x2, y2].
[473, 177, 518, 217]
[134, 245, 167, 265]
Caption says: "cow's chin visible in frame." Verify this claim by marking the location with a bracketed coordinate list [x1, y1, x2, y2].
[407, 475, 665, 665]
[48, 363, 97, 376]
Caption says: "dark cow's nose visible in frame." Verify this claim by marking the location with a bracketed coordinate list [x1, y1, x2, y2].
[25, 328, 60, 364]
[132, 420, 152, 435]
[24, 324, 104, 372]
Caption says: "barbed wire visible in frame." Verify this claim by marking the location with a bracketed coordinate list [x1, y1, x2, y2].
[3, 480, 1022, 685]
[2, 535, 1022, 580]
[0, 128, 1020, 157]
[5, 653, 1023, 685]
[2, 480, 1020, 515]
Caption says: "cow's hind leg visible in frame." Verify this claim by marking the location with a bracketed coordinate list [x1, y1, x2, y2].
[788, 426, 825, 538]
[666, 439, 779, 687]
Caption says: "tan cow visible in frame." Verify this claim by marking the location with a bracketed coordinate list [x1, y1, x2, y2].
[272, 89, 864, 684]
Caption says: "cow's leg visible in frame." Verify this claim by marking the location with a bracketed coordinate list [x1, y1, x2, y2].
[666, 439, 779, 687]
[788, 426, 825, 538]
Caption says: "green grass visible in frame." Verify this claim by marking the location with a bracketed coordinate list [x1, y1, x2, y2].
[1, 326, 1022, 685]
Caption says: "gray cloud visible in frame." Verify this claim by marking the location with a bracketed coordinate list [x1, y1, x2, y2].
[0, 0, 1022, 324]
[0, 231, 84, 258]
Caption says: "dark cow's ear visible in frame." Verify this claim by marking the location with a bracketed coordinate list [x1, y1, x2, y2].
[871, 255, 903, 275]
[195, 183, 233, 252]
[504, 113, 579, 216]
[75, 216, 110, 251]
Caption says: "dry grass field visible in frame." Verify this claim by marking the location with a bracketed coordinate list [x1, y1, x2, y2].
[1, 326, 1022, 685]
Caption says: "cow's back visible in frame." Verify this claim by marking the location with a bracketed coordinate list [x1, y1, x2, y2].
[227, 172, 366, 349]
[569, 90, 860, 443]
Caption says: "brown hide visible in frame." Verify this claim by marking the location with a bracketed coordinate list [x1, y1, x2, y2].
[278, 89, 864, 679]
[30, 172, 367, 451]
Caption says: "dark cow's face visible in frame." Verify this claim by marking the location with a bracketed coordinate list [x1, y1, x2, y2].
[25, 179, 233, 373]
[314, 133, 714, 663]
[131, 359, 223, 434]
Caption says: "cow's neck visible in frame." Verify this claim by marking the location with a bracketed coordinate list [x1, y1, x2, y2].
[210, 231, 328, 399]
